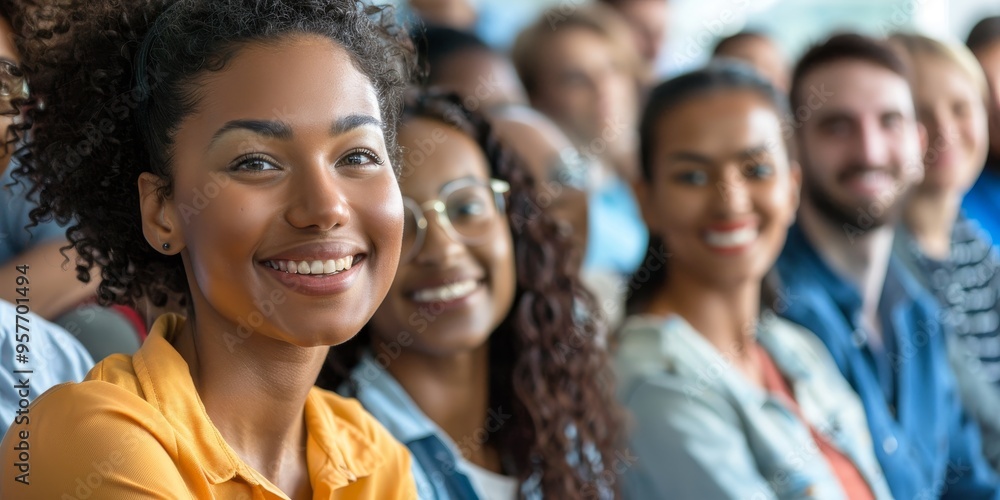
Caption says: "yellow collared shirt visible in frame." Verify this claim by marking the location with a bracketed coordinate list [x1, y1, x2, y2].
[1, 313, 416, 499]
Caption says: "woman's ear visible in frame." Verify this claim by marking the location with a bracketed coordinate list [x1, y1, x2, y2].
[138, 172, 185, 255]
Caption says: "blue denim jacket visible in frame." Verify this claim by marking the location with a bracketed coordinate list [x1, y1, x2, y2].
[341, 352, 613, 500]
[616, 311, 892, 499]
[775, 223, 1000, 499]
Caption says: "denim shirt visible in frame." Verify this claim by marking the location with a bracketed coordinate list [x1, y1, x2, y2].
[616, 311, 892, 500]
[582, 173, 648, 277]
[775, 223, 1000, 500]
[341, 352, 611, 500]
[1, 161, 69, 264]
[340, 352, 499, 500]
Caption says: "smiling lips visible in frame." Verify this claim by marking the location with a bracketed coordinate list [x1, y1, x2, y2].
[411, 278, 480, 304]
[264, 256, 354, 275]
[844, 169, 895, 195]
[705, 226, 758, 249]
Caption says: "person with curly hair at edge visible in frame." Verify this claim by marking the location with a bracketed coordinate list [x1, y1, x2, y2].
[0, 0, 419, 498]
[0, 2, 94, 436]
[319, 91, 626, 499]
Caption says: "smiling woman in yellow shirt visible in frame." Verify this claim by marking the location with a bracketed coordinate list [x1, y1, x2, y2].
[0, 0, 416, 498]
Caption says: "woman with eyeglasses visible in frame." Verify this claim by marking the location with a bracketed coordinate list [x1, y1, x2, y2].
[318, 91, 624, 499]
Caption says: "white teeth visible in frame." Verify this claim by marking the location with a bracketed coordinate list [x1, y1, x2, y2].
[266, 256, 356, 275]
[853, 171, 894, 192]
[323, 259, 337, 274]
[705, 227, 758, 248]
[412, 279, 478, 303]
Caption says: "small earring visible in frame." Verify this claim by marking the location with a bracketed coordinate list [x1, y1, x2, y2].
[162, 242, 171, 251]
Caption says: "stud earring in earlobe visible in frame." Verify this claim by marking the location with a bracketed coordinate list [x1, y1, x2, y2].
[162, 242, 171, 251]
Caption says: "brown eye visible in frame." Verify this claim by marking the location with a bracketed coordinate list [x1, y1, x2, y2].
[0, 61, 27, 100]
[338, 148, 383, 168]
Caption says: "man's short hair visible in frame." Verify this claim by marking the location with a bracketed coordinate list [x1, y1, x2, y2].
[967, 16, 1000, 54]
[712, 31, 772, 57]
[511, 2, 637, 97]
[790, 33, 909, 118]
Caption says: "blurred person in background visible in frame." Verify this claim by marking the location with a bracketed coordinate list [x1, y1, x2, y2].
[408, 0, 476, 30]
[713, 31, 790, 93]
[0, 6, 92, 434]
[0, 19, 144, 361]
[404, 0, 527, 49]
[617, 62, 892, 499]
[964, 16, 1000, 245]
[890, 32, 1000, 472]
[321, 92, 623, 499]
[597, 0, 671, 84]
[415, 25, 591, 290]
[775, 33, 1000, 498]
[513, 3, 648, 327]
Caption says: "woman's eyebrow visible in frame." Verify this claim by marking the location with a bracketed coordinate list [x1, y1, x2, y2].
[331, 114, 382, 135]
[665, 151, 714, 165]
[209, 119, 292, 150]
[207, 114, 383, 152]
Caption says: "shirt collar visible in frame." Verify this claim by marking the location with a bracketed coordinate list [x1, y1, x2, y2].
[621, 312, 819, 410]
[132, 313, 383, 490]
[347, 351, 442, 445]
[781, 222, 864, 314]
[621, 314, 772, 405]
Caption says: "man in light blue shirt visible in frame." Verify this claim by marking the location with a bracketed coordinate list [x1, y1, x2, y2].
[0, 301, 92, 434]
[0, 34, 93, 434]
[0, 167, 93, 434]
[775, 33, 1000, 499]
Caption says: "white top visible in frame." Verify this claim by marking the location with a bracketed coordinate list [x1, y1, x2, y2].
[460, 459, 519, 500]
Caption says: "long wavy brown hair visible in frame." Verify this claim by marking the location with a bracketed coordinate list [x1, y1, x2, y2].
[320, 91, 625, 498]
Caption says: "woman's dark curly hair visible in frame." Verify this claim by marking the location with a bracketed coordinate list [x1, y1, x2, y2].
[320, 91, 625, 498]
[4, 0, 412, 307]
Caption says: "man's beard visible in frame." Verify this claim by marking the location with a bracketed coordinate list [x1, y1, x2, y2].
[800, 165, 906, 231]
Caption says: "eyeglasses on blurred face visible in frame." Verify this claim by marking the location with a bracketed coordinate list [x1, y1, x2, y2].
[0, 60, 28, 115]
[402, 177, 510, 263]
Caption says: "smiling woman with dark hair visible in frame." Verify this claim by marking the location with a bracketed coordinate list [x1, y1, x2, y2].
[617, 62, 892, 499]
[0, 0, 418, 497]
[320, 91, 624, 499]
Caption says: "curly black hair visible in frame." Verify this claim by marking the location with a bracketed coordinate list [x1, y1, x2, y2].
[320, 91, 625, 498]
[4, 0, 413, 308]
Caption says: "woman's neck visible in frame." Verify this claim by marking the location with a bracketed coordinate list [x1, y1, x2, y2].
[384, 342, 499, 471]
[172, 307, 327, 497]
[647, 271, 763, 382]
[904, 188, 961, 260]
